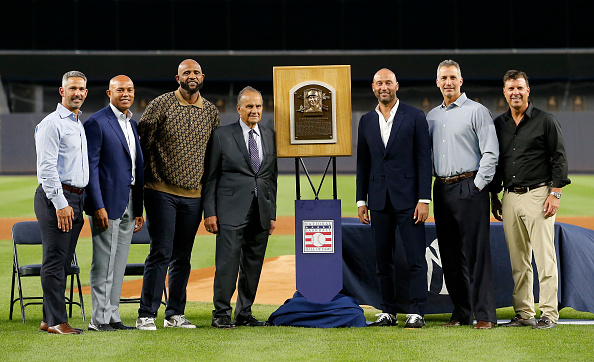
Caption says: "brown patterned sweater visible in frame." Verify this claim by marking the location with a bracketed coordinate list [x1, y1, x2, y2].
[138, 90, 220, 197]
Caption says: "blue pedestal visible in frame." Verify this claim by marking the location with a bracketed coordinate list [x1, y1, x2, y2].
[295, 199, 342, 303]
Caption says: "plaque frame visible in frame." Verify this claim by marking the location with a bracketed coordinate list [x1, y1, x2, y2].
[274, 65, 352, 158]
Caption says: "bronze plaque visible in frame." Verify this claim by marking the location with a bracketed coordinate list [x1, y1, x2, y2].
[290, 81, 337, 144]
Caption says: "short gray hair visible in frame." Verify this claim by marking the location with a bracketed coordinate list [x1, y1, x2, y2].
[236, 86, 262, 106]
[436, 60, 462, 79]
[62, 71, 87, 87]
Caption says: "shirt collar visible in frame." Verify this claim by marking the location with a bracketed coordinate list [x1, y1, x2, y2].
[109, 102, 133, 121]
[174, 89, 203, 108]
[56, 103, 82, 122]
[239, 118, 260, 136]
[440, 92, 468, 109]
[374, 99, 399, 119]
[504, 102, 534, 123]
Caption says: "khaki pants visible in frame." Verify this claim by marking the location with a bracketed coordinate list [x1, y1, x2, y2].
[502, 186, 559, 322]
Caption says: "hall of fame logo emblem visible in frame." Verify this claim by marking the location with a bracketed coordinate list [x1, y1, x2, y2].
[302, 220, 334, 253]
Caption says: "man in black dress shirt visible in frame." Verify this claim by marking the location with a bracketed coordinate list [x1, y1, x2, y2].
[490, 70, 570, 329]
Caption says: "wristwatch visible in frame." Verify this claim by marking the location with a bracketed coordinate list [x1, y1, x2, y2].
[550, 191, 561, 199]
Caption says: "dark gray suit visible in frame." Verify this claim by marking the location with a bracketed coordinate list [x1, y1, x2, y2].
[203, 120, 277, 319]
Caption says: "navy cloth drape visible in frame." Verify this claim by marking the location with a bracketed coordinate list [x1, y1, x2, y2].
[341, 219, 594, 315]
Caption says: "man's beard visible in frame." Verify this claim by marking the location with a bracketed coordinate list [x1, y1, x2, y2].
[180, 80, 203, 94]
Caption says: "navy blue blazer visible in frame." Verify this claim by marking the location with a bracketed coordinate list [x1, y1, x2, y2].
[356, 102, 432, 211]
[84, 105, 144, 219]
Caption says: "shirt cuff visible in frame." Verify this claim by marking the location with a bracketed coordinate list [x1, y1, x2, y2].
[51, 195, 69, 211]
[474, 176, 488, 191]
[356, 200, 366, 208]
[419, 199, 431, 204]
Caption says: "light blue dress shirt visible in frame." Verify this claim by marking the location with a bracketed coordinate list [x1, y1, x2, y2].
[426, 93, 499, 191]
[35, 103, 89, 210]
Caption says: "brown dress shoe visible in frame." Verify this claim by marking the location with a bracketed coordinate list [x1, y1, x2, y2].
[441, 320, 462, 327]
[47, 323, 83, 335]
[40, 321, 48, 331]
[474, 321, 495, 329]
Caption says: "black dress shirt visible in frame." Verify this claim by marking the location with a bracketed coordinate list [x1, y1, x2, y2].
[491, 103, 570, 193]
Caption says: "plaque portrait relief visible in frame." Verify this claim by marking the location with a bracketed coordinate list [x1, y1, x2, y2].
[290, 81, 337, 144]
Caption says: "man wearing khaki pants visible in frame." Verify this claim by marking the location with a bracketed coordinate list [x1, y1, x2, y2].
[491, 70, 570, 329]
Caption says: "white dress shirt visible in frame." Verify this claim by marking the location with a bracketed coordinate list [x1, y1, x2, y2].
[109, 103, 136, 185]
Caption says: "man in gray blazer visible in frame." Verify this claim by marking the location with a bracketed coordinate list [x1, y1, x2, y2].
[203, 86, 278, 329]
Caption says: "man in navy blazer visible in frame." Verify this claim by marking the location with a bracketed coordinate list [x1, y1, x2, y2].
[356, 69, 432, 328]
[84, 75, 144, 331]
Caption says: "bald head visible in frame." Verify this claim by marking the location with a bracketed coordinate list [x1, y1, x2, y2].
[372, 68, 399, 106]
[107, 75, 135, 113]
[176, 59, 204, 94]
[373, 68, 397, 84]
[178, 59, 201, 75]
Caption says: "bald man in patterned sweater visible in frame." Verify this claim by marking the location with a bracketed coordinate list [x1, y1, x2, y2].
[136, 59, 220, 330]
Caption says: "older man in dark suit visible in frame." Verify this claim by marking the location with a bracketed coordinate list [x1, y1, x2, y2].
[356, 68, 432, 328]
[84, 75, 144, 332]
[203, 86, 278, 329]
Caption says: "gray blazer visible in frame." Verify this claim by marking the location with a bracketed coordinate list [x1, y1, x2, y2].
[203, 120, 277, 229]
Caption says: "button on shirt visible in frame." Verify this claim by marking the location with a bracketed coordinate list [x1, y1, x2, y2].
[491, 103, 570, 192]
[35, 103, 89, 210]
[109, 103, 137, 185]
[376, 99, 399, 147]
[427, 93, 499, 191]
[239, 119, 264, 165]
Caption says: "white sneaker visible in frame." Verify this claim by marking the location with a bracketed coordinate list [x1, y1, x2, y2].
[136, 317, 157, 331]
[405, 314, 425, 328]
[164, 315, 196, 329]
[369, 312, 398, 326]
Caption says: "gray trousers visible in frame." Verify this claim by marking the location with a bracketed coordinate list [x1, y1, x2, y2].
[89, 191, 135, 324]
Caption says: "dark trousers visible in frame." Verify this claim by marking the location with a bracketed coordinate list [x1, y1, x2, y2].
[138, 188, 202, 319]
[370, 194, 428, 316]
[213, 198, 269, 319]
[34, 185, 85, 327]
[433, 177, 496, 324]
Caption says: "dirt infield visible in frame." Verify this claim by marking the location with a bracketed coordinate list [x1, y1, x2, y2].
[6, 216, 594, 306]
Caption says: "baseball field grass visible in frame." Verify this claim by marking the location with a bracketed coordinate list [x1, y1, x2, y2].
[1, 175, 593, 361]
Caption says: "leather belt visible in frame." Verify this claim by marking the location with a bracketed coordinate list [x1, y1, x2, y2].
[436, 171, 477, 184]
[505, 181, 550, 194]
[62, 183, 85, 195]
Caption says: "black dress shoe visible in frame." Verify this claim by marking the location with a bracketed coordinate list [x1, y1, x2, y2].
[88, 322, 116, 332]
[110, 321, 136, 330]
[499, 314, 537, 327]
[211, 316, 237, 329]
[235, 315, 268, 327]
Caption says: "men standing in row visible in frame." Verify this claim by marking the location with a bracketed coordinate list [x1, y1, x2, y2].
[491, 70, 570, 329]
[84, 75, 144, 331]
[356, 69, 431, 328]
[35, 71, 89, 334]
[427, 60, 499, 329]
[204, 87, 278, 329]
[136, 59, 220, 330]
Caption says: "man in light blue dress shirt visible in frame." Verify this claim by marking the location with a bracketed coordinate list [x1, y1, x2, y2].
[427, 60, 499, 330]
[34, 71, 89, 335]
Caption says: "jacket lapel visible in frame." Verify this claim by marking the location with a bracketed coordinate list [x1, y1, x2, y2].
[232, 121, 253, 173]
[384, 105, 405, 154]
[369, 112, 386, 154]
[106, 107, 131, 157]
